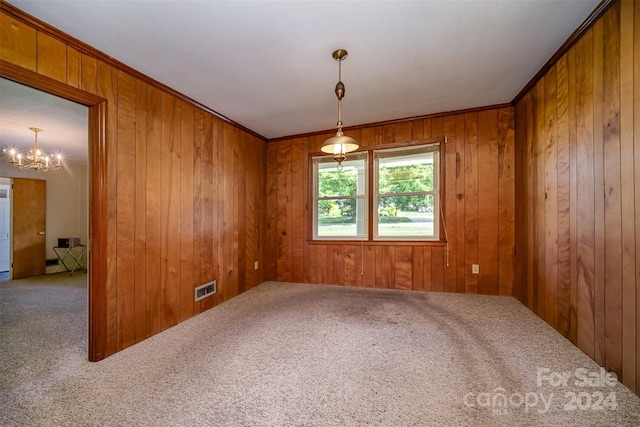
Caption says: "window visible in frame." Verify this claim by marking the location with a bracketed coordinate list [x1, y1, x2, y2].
[374, 144, 439, 240]
[312, 152, 368, 240]
[312, 142, 440, 242]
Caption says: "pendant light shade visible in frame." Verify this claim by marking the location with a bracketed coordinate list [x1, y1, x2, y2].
[321, 132, 358, 163]
[322, 49, 358, 168]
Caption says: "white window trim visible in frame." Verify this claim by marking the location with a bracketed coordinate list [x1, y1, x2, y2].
[373, 144, 440, 241]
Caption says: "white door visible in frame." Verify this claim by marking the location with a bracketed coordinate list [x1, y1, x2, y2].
[0, 183, 10, 272]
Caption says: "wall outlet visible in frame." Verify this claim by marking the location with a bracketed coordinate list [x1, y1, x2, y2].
[472, 264, 479, 274]
[254, 261, 259, 270]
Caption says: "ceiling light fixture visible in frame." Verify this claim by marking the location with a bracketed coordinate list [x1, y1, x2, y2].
[321, 49, 358, 169]
[5, 127, 63, 172]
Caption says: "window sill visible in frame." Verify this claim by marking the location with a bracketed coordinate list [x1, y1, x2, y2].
[307, 239, 446, 247]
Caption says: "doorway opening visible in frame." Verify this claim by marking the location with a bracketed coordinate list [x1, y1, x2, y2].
[1, 77, 89, 282]
[1, 59, 108, 361]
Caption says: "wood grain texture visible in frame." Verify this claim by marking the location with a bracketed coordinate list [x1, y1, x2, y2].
[619, 0, 636, 392]
[134, 79, 147, 342]
[477, 109, 499, 295]
[96, 60, 118, 356]
[497, 107, 515, 297]
[36, 32, 66, 82]
[116, 71, 136, 351]
[464, 113, 479, 294]
[455, 115, 466, 294]
[556, 56, 571, 337]
[179, 101, 194, 322]
[635, 0, 640, 393]
[544, 65, 559, 329]
[603, 2, 623, 379]
[515, 1, 639, 395]
[161, 93, 181, 329]
[145, 85, 163, 337]
[535, 80, 546, 319]
[592, 17, 606, 368]
[11, 178, 46, 279]
[443, 116, 457, 293]
[0, 10, 268, 361]
[0, 12, 36, 70]
[66, 47, 80, 88]
[568, 47, 579, 345]
[267, 106, 514, 296]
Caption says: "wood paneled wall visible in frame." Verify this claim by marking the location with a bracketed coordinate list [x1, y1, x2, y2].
[266, 107, 515, 295]
[0, 5, 266, 359]
[514, 0, 639, 394]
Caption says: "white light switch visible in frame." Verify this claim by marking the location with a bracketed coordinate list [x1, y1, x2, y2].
[472, 264, 479, 274]
[254, 261, 259, 270]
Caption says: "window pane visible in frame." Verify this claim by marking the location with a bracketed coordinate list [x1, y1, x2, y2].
[377, 195, 435, 237]
[317, 198, 366, 238]
[378, 151, 434, 194]
[318, 157, 366, 197]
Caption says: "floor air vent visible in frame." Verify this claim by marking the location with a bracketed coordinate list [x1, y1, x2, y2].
[195, 281, 216, 301]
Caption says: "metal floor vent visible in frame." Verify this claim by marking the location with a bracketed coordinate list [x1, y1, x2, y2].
[195, 281, 216, 301]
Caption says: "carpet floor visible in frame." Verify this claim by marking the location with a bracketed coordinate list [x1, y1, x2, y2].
[1, 275, 639, 426]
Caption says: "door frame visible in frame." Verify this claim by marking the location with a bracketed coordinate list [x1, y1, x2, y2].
[1, 60, 108, 362]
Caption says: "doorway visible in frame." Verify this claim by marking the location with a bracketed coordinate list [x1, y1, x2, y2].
[1, 59, 108, 361]
[1, 77, 89, 281]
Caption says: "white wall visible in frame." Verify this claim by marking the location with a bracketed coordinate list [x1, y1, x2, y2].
[0, 157, 88, 274]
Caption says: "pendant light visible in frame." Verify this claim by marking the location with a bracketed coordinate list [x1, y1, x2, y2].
[321, 49, 359, 169]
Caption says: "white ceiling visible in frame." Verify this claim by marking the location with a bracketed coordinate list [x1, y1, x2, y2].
[4, 0, 599, 141]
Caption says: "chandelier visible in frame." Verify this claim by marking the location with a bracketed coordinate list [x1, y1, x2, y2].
[321, 49, 359, 169]
[6, 127, 62, 172]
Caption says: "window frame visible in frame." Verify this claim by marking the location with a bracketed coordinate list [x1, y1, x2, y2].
[312, 152, 369, 241]
[309, 138, 445, 245]
[373, 144, 440, 241]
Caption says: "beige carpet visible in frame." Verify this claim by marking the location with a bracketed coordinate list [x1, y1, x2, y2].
[1, 275, 639, 426]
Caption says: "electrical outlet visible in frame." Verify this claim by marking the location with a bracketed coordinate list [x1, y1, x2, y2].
[254, 261, 259, 270]
[472, 264, 479, 274]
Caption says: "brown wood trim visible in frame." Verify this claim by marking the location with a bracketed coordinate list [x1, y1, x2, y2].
[0, 59, 108, 362]
[0, 0, 266, 142]
[269, 103, 512, 143]
[0, 60, 104, 105]
[512, 0, 617, 105]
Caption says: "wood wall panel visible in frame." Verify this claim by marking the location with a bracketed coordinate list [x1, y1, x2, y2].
[592, 17, 606, 369]
[497, 108, 515, 297]
[115, 71, 136, 351]
[134, 79, 147, 343]
[265, 106, 515, 296]
[514, 1, 639, 395]
[620, 0, 636, 394]
[0, 12, 36, 70]
[477, 109, 499, 295]
[0, 5, 267, 360]
[66, 47, 80, 88]
[96, 60, 118, 356]
[464, 113, 479, 294]
[36, 32, 66, 82]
